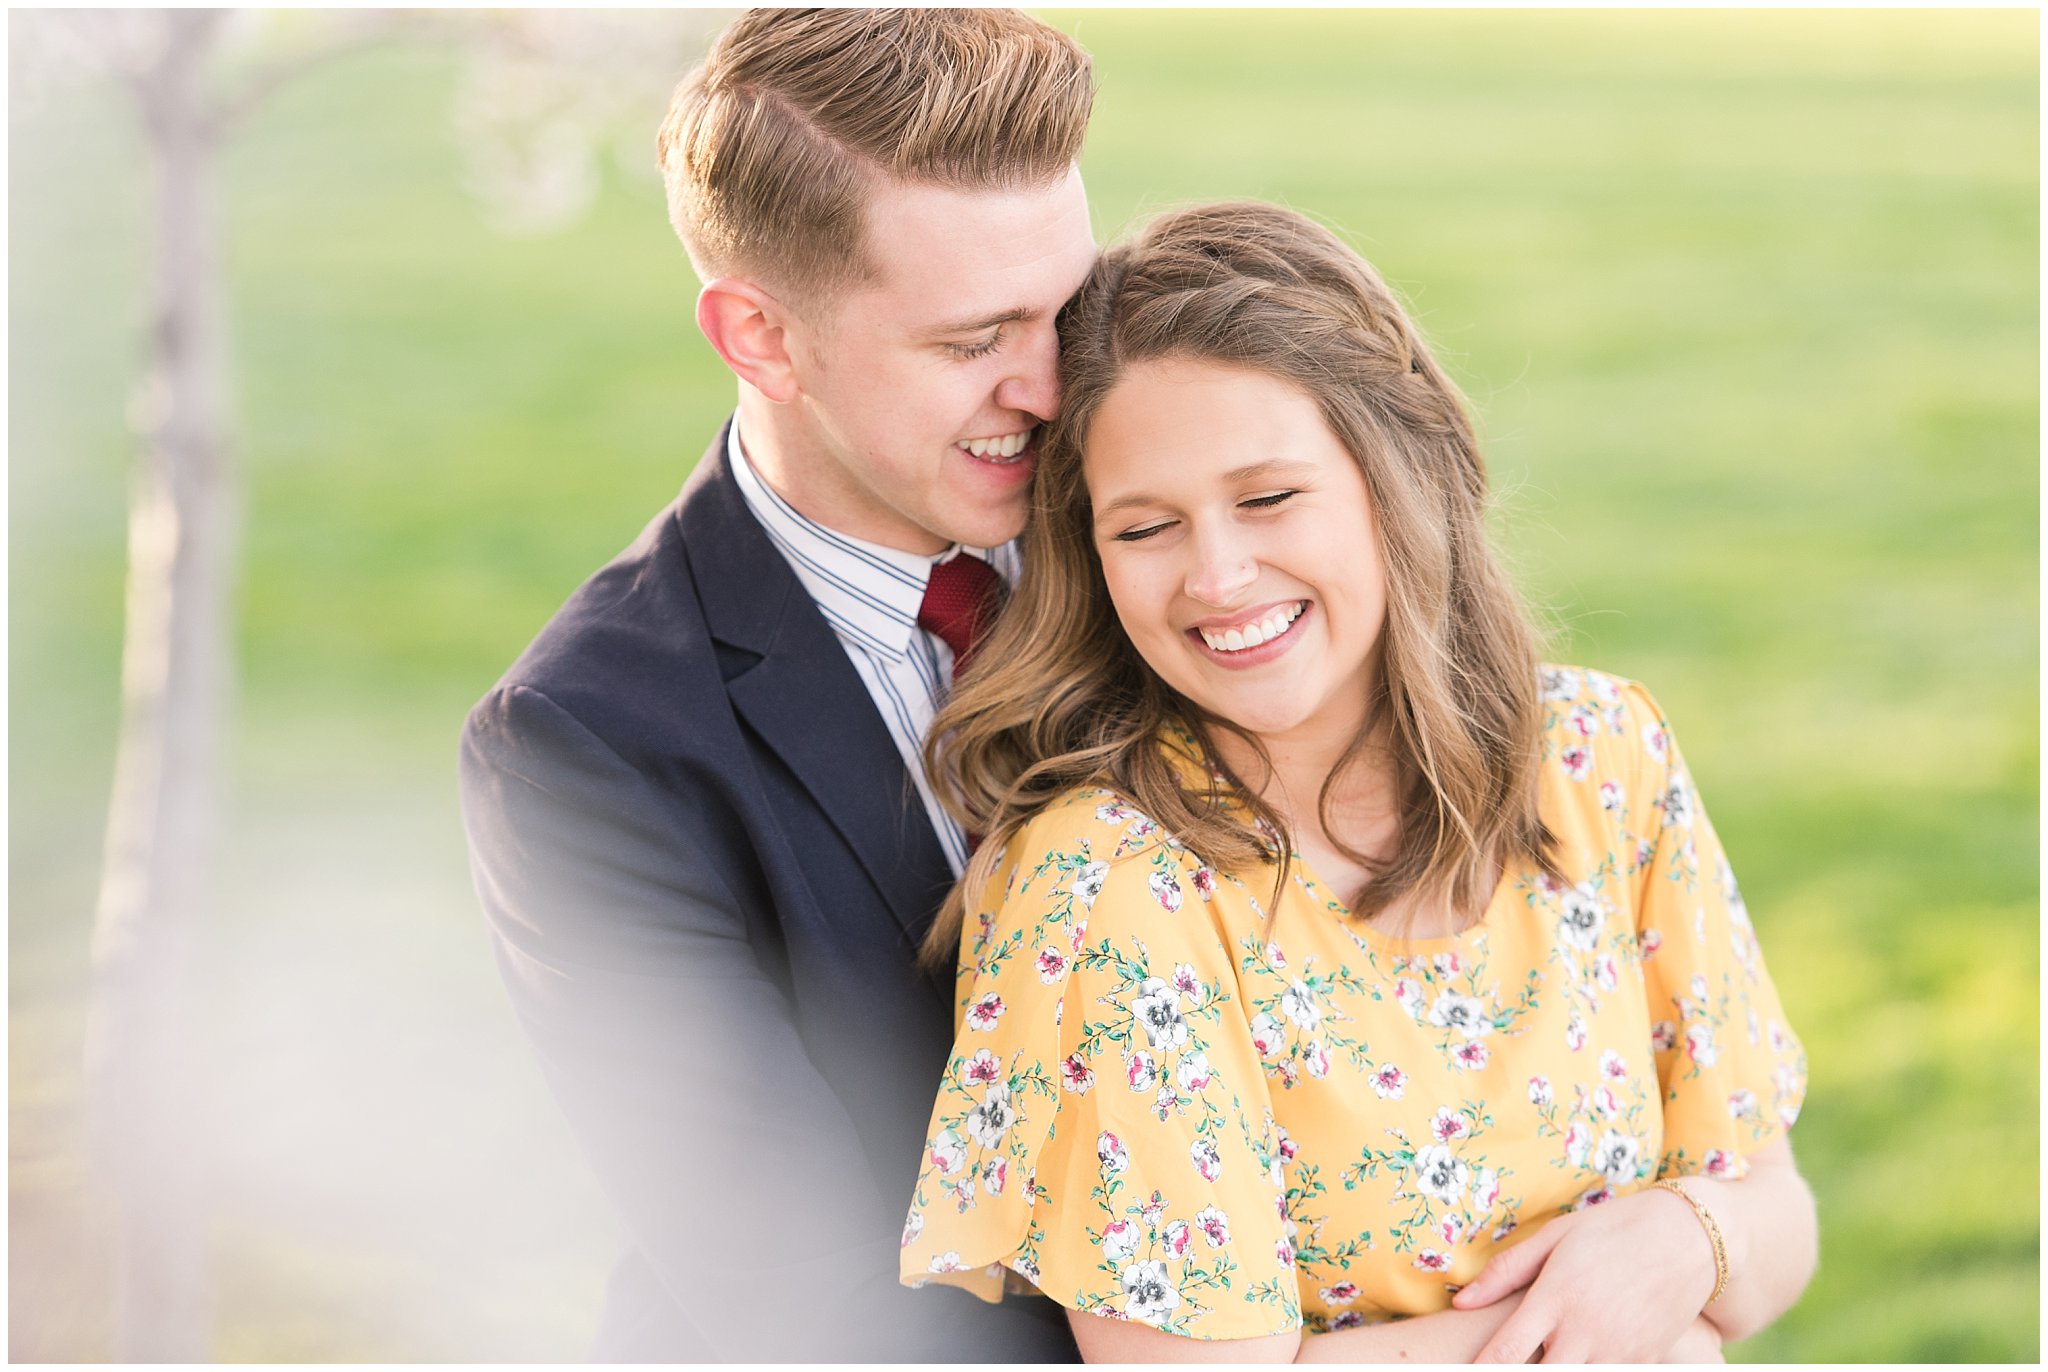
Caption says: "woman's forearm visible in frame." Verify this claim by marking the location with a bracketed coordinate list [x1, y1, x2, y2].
[1680, 1139, 1818, 1343]
[1293, 1292, 1525, 1363]
[1070, 1138, 1817, 1368]
[1068, 1294, 1528, 1363]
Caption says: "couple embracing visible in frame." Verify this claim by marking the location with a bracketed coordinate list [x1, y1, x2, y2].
[460, 9, 1813, 1363]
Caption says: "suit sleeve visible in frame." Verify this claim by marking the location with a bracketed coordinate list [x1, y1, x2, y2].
[459, 683, 1026, 1359]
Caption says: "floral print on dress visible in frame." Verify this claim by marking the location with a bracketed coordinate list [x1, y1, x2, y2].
[902, 667, 1806, 1343]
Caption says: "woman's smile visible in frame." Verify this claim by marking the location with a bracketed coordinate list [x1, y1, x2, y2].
[1186, 599, 1313, 668]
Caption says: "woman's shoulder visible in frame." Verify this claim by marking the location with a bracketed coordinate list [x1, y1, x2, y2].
[993, 782, 1190, 902]
[1537, 661, 1647, 712]
[1001, 725, 1225, 849]
[1532, 663, 1693, 829]
[971, 781, 1222, 962]
[1536, 663, 1674, 760]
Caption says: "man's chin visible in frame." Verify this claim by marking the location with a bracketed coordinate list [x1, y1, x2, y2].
[945, 525, 1026, 552]
[931, 496, 1030, 552]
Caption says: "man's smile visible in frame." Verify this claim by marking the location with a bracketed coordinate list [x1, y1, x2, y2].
[955, 426, 1037, 464]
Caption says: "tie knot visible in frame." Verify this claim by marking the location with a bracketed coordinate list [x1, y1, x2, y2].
[918, 553, 1001, 679]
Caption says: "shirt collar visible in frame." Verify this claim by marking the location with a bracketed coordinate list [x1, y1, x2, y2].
[727, 415, 1018, 661]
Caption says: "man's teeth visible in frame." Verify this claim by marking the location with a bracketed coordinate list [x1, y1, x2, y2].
[1199, 601, 1306, 653]
[957, 429, 1034, 461]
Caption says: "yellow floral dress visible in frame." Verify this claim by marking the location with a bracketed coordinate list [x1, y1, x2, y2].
[899, 667, 1806, 1340]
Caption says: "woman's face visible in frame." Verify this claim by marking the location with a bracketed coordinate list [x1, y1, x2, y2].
[1084, 357, 1388, 748]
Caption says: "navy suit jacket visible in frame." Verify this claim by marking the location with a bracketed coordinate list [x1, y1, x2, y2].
[459, 427, 1077, 1361]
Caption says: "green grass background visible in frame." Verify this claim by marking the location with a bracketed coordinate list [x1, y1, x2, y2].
[10, 8, 2037, 1361]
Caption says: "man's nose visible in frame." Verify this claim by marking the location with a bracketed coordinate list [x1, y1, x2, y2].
[1183, 526, 1258, 607]
[993, 323, 1061, 421]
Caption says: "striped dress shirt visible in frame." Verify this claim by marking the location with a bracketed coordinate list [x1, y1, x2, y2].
[727, 418, 1019, 878]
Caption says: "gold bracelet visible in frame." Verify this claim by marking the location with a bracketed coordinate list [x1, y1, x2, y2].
[1652, 1178, 1729, 1304]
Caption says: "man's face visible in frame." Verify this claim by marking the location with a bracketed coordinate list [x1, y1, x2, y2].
[779, 167, 1097, 554]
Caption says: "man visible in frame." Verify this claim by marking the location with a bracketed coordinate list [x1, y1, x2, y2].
[458, 10, 1097, 1362]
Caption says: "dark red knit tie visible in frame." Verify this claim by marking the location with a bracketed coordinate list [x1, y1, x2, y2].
[918, 553, 1001, 681]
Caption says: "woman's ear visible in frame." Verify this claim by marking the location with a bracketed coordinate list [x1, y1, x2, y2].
[696, 279, 799, 403]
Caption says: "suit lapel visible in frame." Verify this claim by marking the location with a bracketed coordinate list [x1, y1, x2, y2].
[678, 428, 954, 941]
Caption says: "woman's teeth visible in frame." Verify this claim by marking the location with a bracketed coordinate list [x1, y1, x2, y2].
[1199, 601, 1306, 653]
[956, 429, 1033, 462]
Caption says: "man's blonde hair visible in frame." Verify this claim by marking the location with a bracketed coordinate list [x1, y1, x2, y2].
[658, 8, 1094, 306]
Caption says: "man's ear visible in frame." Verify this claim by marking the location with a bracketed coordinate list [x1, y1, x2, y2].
[697, 279, 800, 403]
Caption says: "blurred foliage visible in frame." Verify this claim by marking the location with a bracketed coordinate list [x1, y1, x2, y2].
[9, 8, 2036, 1362]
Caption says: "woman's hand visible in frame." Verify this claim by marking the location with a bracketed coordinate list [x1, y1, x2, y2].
[1663, 1315, 1726, 1363]
[1456, 1139, 1817, 1360]
[1453, 1186, 1719, 1363]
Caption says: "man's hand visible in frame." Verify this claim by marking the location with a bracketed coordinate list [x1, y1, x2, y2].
[1455, 1187, 1719, 1363]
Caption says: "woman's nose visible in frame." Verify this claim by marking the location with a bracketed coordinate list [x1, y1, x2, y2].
[1183, 529, 1258, 607]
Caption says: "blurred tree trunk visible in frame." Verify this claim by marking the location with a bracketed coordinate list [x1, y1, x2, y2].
[85, 11, 235, 1360]
[54, 8, 713, 1357]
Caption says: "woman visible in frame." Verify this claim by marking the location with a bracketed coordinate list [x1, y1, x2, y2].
[899, 202, 1814, 1362]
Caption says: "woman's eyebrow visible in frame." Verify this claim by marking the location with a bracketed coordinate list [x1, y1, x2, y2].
[1220, 458, 1319, 485]
[1094, 460, 1318, 521]
[1093, 489, 1166, 520]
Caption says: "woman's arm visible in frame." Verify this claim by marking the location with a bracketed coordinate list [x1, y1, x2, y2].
[1067, 1294, 1731, 1364]
[1453, 1136, 1816, 1362]
[1055, 1132, 1816, 1365]
[1670, 1137, 1818, 1342]
[1066, 1291, 1530, 1364]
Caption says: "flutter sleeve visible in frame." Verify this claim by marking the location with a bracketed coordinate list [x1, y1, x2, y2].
[900, 790, 1302, 1340]
[1620, 681, 1809, 1181]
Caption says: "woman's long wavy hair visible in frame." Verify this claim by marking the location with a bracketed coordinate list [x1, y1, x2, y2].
[919, 201, 1554, 971]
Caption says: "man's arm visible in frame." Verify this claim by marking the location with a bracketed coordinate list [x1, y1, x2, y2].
[461, 683, 1000, 1360]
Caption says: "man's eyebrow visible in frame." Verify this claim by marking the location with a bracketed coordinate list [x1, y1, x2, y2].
[916, 306, 1036, 340]
[1092, 459, 1321, 522]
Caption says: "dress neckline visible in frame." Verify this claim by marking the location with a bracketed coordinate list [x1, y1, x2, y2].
[1152, 721, 1516, 953]
[1285, 847, 1516, 953]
